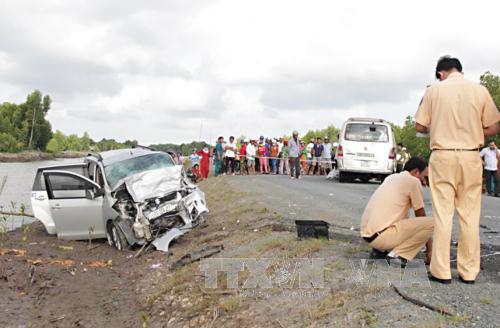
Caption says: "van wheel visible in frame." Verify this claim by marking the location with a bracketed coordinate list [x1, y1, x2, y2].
[339, 172, 349, 183]
[360, 176, 370, 183]
[108, 222, 129, 251]
[380, 175, 389, 184]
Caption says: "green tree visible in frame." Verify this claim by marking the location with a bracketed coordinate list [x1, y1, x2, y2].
[480, 71, 500, 146]
[301, 125, 340, 143]
[392, 116, 431, 159]
[80, 132, 91, 151]
[66, 134, 81, 151]
[46, 130, 68, 153]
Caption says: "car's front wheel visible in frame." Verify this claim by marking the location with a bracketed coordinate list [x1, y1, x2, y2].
[108, 222, 129, 251]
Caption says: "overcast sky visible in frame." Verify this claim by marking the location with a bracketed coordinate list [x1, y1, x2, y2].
[1, 0, 499, 144]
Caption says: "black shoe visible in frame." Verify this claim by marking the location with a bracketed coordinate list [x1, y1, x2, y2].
[369, 249, 388, 259]
[459, 276, 475, 284]
[428, 273, 452, 284]
[386, 256, 408, 268]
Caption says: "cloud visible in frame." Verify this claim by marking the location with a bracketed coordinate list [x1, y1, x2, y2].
[260, 77, 422, 110]
[1, 0, 500, 144]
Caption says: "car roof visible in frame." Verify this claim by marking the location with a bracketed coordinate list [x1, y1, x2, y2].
[87, 148, 164, 166]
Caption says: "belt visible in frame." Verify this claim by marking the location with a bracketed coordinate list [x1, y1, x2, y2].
[363, 227, 388, 243]
[432, 148, 480, 152]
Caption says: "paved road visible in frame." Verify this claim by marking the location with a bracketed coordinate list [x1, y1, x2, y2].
[226, 174, 500, 246]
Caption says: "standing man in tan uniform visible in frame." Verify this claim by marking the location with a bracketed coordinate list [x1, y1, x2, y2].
[415, 56, 500, 284]
[360, 157, 434, 267]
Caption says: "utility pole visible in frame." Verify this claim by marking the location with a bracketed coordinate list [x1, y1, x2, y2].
[198, 121, 203, 142]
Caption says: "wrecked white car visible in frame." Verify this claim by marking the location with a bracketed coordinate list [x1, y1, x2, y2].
[30, 148, 208, 251]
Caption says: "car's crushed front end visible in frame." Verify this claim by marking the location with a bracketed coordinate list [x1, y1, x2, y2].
[110, 166, 208, 251]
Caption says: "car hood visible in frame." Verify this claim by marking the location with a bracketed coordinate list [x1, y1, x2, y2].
[111, 166, 191, 202]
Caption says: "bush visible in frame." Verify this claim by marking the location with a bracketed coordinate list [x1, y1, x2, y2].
[0, 133, 21, 152]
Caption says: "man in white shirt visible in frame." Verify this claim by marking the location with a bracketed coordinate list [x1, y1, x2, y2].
[189, 148, 200, 165]
[480, 140, 500, 197]
[305, 138, 315, 175]
[322, 137, 333, 174]
[246, 140, 256, 175]
[224, 136, 237, 175]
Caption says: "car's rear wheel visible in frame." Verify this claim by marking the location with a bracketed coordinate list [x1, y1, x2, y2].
[108, 222, 129, 251]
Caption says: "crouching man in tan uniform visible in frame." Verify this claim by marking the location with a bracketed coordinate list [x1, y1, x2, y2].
[360, 157, 433, 267]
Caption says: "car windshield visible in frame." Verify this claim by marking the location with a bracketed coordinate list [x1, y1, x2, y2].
[345, 123, 389, 142]
[105, 153, 175, 188]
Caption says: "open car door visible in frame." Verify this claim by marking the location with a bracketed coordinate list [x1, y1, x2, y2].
[42, 170, 106, 240]
[31, 163, 87, 235]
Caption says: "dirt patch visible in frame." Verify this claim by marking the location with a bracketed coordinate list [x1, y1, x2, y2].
[0, 222, 143, 327]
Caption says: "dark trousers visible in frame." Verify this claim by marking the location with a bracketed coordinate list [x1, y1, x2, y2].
[484, 169, 498, 194]
[225, 157, 235, 173]
[290, 157, 301, 178]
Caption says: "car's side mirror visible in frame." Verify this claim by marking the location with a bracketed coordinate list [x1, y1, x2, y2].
[86, 189, 96, 200]
[86, 188, 104, 200]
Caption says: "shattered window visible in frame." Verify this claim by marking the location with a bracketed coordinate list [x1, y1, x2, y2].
[344, 124, 389, 143]
[104, 153, 175, 188]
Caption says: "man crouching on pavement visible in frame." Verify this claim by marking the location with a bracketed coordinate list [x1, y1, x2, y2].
[360, 157, 433, 267]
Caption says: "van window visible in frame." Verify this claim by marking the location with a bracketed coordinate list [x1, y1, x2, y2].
[345, 124, 389, 143]
[32, 165, 86, 191]
[45, 173, 92, 199]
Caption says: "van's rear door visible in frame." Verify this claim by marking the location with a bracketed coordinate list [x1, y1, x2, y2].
[42, 170, 105, 240]
[31, 163, 86, 235]
[342, 123, 391, 172]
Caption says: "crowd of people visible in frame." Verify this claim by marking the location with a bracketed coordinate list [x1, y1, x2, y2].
[200, 132, 337, 179]
[185, 132, 337, 182]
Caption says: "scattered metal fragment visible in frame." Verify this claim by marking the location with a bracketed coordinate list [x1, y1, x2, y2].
[49, 316, 65, 323]
[28, 265, 36, 286]
[171, 244, 224, 270]
[152, 228, 185, 252]
[134, 241, 150, 258]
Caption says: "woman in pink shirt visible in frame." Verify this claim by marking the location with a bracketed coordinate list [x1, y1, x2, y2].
[258, 142, 269, 174]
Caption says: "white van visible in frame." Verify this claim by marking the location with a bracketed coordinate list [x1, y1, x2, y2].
[335, 118, 396, 183]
